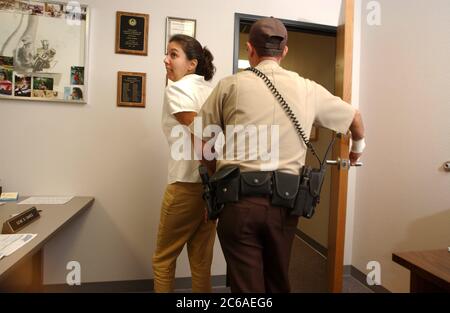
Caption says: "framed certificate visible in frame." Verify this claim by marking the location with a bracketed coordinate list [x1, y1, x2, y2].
[165, 17, 196, 53]
[115, 11, 149, 56]
[117, 71, 146, 108]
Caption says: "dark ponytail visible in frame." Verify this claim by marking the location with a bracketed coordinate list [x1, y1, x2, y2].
[169, 34, 216, 81]
[199, 47, 215, 81]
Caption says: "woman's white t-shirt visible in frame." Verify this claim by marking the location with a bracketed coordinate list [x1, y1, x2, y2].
[162, 74, 213, 184]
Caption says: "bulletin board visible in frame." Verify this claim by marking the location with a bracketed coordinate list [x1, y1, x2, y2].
[0, 0, 89, 103]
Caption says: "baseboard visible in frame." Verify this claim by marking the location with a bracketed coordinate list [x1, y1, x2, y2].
[343, 265, 391, 293]
[295, 228, 328, 258]
[43, 269, 390, 293]
[43, 275, 227, 293]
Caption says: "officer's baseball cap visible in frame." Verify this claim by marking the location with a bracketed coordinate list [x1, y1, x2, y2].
[249, 17, 288, 56]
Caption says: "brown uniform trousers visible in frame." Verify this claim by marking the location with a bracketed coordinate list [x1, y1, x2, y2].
[217, 196, 299, 293]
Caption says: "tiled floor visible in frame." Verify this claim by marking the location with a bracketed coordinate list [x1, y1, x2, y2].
[342, 276, 373, 293]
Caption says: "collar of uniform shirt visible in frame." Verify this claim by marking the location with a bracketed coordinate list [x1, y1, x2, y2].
[255, 59, 281, 69]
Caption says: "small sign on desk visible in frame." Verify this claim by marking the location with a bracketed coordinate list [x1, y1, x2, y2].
[2, 207, 41, 234]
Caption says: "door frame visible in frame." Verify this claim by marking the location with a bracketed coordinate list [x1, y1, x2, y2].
[233, 13, 337, 74]
[232, 1, 354, 293]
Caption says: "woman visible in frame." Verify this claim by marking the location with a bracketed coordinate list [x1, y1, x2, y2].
[153, 34, 216, 292]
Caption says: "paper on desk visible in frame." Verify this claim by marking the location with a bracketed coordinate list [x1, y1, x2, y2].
[18, 196, 74, 205]
[0, 234, 37, 260]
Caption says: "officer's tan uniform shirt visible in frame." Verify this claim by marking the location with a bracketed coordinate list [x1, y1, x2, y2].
[192, 60, 356, 175]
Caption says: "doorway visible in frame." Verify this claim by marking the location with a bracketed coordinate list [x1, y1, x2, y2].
[233, 13, 338, 292]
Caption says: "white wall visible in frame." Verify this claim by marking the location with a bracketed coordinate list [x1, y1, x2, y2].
[0, 0, 343, 284]
[351, 0, 450, 292]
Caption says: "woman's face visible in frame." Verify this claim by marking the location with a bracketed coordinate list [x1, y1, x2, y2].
[164, 41, 197, 82]
[0, 73, 5, 80]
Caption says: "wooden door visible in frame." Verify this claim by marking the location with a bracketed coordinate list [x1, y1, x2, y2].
[328, 0, 355, 293]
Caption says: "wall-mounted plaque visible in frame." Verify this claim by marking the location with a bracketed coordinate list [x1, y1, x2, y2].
[115, 11, 149, 56]
[117, 71, 146, 108]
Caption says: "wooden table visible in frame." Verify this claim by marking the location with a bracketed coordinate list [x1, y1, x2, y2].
[392, 249, 450, 293]
[0, 196, 94, 292]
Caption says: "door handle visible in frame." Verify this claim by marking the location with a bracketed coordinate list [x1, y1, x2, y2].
[444, 161, 450, 172]
[326, 158, 363, 170]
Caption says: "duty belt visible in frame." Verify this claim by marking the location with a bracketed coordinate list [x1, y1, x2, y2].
[199, 165, 325, 220]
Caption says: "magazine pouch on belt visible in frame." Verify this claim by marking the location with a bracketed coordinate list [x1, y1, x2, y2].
[240, 172, 272, 196]
[271, 171, 300, 209]
[210, 166, 240, 204]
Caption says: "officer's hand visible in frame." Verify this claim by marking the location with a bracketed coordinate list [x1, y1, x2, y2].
[349, 151, 362, 166]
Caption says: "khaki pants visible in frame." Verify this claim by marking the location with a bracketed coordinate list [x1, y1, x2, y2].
[152, 182, 216, 292]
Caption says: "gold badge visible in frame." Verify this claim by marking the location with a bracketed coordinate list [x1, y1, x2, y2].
[129, 18, 137, 27]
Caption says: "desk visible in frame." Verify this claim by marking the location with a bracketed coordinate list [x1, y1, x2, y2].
[0, 196, 94, 292]
[392, 249, 450, 293]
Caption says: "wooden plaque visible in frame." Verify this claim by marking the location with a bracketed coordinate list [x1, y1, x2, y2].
[115, 11, 149, 56]
[117, 71, 146, 108]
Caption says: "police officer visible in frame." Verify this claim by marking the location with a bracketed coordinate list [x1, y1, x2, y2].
[191, 17, 365, 292]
